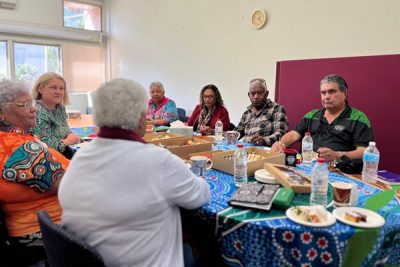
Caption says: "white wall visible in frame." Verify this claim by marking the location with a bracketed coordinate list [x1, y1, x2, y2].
[0, 0, 62, 27]
[108, 0, 400, 124]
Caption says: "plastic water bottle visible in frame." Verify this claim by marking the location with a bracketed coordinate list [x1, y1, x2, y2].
[302, 132, 313, 164]
[214, 119, 223, 143]
[362, 141, 380, 184]
[234, 144, 248, 187]
[310, 158, 329, 207]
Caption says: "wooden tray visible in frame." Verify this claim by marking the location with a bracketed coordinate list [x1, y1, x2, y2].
[264, 163, 311, 193]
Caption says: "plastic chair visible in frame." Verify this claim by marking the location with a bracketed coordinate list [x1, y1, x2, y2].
[37, 210, 105, 267]
[177, 107, 188, 122]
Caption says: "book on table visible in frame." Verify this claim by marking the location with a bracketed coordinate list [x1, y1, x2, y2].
[229, 183, 280, 211]
[376, 170, 400, 185]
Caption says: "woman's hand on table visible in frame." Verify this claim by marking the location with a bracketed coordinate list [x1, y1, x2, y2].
[199, 125, 213, 135]
[63, 133, 80, 146]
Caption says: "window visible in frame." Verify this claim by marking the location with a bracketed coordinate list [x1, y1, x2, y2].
[0, 38, 105, 93]
[63, 43, 104, 92]
[0, 41, 8, 80]
[64, 1, 102, 31]
[14, 42, 61, 83]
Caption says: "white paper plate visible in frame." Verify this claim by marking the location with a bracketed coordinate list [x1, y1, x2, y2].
[332, 207, 385, 228]
[254, 169, 279, 184]
[286, 206, 336, 227]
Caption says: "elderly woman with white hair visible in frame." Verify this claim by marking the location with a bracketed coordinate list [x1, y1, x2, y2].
[146, 81, 178, 126]
[0, 80, 68, 264]
[58, 78, 210, 267]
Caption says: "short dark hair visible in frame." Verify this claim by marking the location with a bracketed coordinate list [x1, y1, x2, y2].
[320, 74, 348, 93]
[200, 84, 224, 107]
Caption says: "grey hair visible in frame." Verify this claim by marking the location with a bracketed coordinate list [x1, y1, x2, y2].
[93, 78, 148, 130]
[249, 78, 268, 92]
[0, 79, 30, 112]
[149, 81, 165, 93]
[320, 74, 348, 93]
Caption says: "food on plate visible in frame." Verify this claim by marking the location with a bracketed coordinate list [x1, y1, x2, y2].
[292, 205, 328, 223]
[344, 211, 367, 223]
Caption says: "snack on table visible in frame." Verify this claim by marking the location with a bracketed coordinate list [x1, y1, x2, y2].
[293, 205, 328, 223]
[184, 140, 200, 146]
[344, 211, 367, 223]
[247, 152, 265, 162]
[159, 140, 200, 148]
[151, 133, 171, 141]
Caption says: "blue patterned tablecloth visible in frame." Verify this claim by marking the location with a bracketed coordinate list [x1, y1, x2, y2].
[71, 126, 96, 138]
[191, 141, 400, 267]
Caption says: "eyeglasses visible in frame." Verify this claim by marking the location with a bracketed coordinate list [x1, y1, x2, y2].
[7, 101, 36, 110]
[250, 78, 267, 86]
[203, 94, 215, 99]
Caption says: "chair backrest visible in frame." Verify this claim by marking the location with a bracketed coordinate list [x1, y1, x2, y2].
[177, 107, 188, 122]
[37, 210, 105, 267]
[0, 208, 9, 248]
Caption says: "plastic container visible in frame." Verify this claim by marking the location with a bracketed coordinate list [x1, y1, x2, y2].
[214, 119, 223, 143]
[302, 132, 313, 164]
[310, 158, 329, 207]
[362, 141, 380, 184]
[234, 144, 248, 187]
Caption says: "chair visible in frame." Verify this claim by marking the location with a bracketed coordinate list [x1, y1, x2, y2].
[37, 210, 105, 267]
[177, 107, 188, 122]
[0, 207, 46, 266]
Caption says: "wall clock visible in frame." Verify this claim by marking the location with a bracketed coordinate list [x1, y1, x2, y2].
[251, 9, 267, 29]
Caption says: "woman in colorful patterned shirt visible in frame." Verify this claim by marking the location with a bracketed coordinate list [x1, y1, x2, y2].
[31, 72, 80, 158]
[146, 81, 178, 126]
[187, 84, 230, 135]
[0, 80, 68, 260]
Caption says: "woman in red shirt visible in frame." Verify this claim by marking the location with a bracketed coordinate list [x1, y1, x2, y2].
[187, 84, 230, 135]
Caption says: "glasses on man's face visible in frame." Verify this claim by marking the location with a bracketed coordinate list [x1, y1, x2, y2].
[250, 78, 267, 86]
[8, 101, 36, 110]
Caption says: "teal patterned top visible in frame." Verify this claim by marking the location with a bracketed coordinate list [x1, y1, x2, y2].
[31, 100, 71, 153]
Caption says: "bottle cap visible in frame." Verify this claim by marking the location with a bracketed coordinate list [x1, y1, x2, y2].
[305, 132, 311, 136]
[317, 157, 326, 163]
[369, 141, 376, 146]
[237, 144, 244, 148]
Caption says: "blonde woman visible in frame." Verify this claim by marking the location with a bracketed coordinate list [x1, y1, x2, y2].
[31, 72, 80, 158]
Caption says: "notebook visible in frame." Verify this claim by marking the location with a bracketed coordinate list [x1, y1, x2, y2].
[229, 183, 280, 211]
[376, 170, 400, 185]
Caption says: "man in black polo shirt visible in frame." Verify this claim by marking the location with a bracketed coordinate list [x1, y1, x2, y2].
[271, 74, 373, 161]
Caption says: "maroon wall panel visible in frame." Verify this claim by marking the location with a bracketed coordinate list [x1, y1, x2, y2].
[275, 54, 400, 173]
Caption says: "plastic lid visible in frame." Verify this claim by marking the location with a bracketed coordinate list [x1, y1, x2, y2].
[369, 141, 376, 146]
[305, 132, 311, 136]
[317, 157, 326, 163]
[237, 144, 244, 148]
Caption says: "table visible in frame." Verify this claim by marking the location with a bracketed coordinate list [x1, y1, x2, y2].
[66, 128, 400, 266]
[188, 142, 400, 267]
[68, 114, 97, 138]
